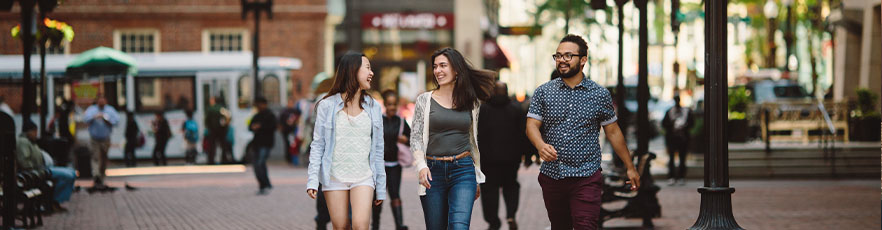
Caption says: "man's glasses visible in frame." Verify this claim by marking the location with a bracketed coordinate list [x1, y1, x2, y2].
[552, 53, 585, 61]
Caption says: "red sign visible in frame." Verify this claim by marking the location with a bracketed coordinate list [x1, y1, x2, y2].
[362, 13, 454, 30]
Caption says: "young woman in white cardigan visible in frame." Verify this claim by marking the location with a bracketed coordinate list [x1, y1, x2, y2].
[410, 47, 495, 230]
[306, 51, 386, 230]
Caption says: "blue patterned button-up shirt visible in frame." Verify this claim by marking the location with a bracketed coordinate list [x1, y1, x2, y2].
[527, 77, 617, 180]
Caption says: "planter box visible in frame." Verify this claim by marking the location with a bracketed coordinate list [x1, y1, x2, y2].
[852, 117, 881, 141]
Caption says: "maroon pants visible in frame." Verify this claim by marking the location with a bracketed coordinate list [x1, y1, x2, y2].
[538, 171, 603, 230]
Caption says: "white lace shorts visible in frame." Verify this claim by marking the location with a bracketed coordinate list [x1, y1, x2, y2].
[322, 177, 375, 191]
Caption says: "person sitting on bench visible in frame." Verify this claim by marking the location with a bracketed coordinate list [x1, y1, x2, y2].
[16, 120, 76, 213]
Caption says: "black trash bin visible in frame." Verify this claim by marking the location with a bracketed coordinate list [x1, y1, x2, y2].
[73, 145, 92, 178]
[38, 137, 71, 166]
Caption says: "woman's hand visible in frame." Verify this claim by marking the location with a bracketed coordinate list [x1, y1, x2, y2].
[419, 168, 432, 189]
[374, 200, 384, 206]
[475, 186, 481, 201]
[306, 189, 317, 199]
[397, 135, 408, 144]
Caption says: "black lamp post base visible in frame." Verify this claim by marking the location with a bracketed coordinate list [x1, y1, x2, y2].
[689, 187, 743, 230]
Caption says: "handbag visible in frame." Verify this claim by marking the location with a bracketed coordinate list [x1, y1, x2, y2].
[396, 118, 414, 167]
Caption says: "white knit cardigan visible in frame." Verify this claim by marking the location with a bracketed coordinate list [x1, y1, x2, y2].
[409, 91, 485, 196]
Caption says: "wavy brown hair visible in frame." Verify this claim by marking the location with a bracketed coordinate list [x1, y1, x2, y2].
[323, 51, 372, 109]
[430, 47, 496, 111]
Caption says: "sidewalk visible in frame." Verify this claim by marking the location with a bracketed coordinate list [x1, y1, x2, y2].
[38, 163, 880, 230]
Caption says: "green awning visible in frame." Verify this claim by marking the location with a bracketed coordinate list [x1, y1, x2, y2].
[66, 46, 137, 76]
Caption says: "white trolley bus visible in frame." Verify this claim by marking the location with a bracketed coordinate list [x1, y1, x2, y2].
[0, 52, 302, 163]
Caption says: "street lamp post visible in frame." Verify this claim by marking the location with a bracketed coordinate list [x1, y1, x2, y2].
[783, 0, 794, 73]
[20, 0, 36, 129]
[689, 0, 743, 229]
[241, 0, 273, 102]
[4, 0, 38, 228]
[764, 0, 779, 69]
[37, 0, 58, 138]
[635, 0, 649, 155]
[613, 0, 629, 168]
[671, 0, 681, 92]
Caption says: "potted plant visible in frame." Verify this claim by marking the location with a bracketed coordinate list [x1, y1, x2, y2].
[850, 88, 881, 141]
[727, 87, 750, 142]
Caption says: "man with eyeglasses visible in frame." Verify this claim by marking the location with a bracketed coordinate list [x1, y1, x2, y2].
[525, 34, 641, 229]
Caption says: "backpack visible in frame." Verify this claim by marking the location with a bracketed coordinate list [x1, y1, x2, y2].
[184, 120, 199, 142]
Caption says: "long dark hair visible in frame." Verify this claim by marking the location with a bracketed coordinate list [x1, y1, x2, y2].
[323, 51, 372, 109]
[431, 47, 495, 111]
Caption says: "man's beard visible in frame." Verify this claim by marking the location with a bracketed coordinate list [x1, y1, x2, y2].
[555, 63, 582, 79]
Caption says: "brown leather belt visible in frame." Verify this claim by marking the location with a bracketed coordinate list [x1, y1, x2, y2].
[425, 151, 471, 161]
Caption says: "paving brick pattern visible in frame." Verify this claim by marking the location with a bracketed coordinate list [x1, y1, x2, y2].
[36, 163, 880, 230]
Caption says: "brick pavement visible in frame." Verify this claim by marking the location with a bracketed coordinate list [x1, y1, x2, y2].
[35, 163, 880, 230]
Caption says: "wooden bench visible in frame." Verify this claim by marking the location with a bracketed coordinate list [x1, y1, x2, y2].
[760, 102, 849, 143]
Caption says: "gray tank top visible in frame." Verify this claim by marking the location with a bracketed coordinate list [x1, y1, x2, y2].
[426, 98, 471, 156]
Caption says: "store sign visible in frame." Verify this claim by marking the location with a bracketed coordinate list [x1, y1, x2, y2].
[362, 13, 454, 30]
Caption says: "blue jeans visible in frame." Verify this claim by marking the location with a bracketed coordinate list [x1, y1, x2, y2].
[48, 167, 76, 203]
[253, 146, 272, 189]
[420, 156, 478, 230]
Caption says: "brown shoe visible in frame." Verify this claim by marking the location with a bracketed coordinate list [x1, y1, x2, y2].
[507, 218, 518, 230]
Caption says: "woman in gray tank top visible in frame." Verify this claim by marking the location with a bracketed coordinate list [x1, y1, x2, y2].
[410, 48, 496, 230]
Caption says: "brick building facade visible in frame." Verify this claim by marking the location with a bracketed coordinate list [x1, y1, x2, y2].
[0, 0, 327, 106]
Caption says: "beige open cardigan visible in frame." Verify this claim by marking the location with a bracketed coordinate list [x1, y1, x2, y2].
[409, 91, 485, 196]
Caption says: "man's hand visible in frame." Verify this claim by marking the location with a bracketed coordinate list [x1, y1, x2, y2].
[419, 168, 432, 189]
[397, 135, 408, 144]
[537, 143, 558, 162]
[251, 123, 261, 131]
[625, 168, 641, 191]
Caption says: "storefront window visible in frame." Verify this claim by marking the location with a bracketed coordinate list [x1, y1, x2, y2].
[262, 75, 280, 106]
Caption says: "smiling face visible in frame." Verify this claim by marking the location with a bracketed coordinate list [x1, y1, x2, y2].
[357, 56, 373, 90]
[554, 42, 586, 79]
[433, 54, 457, 87]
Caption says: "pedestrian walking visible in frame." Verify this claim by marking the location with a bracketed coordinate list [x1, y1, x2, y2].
[84, 95, 119, 189]
[525, 34, 641, 230]
[250, 97, 277, 195]
[411, 47, 495, 230]
[371, 90, 411, 230]
[280, 99, 302, 165]
[306, 51, 386, 230]
[182, 110, 200, 165]
[478, 81, 535, 230]
[152, 111, 171, 166]
[205, 96, 232, 165]
[662, 94, 693, 185]
[124, 110, 140, 167]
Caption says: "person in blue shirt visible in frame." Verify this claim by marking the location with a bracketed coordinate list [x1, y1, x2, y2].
[83, 95, 119, 188]
[525, 35, 641, 230]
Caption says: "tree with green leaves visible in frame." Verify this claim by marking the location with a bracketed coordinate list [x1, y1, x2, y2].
[533, 0, 594, 34]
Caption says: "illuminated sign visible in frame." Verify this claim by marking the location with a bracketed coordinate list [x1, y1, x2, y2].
[362, 13, 454, 30]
